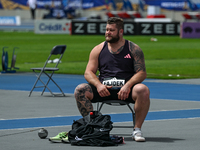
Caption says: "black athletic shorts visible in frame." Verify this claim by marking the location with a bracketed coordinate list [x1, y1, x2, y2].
[89, 84, 135, 103]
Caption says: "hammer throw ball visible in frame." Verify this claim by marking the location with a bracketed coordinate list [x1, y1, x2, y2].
[38, 128, 48, 139]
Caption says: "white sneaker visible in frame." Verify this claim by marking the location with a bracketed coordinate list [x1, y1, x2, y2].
[132, 130, 145, 142]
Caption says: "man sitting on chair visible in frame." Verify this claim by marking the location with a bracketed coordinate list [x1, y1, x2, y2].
[74, 17, 150, 142]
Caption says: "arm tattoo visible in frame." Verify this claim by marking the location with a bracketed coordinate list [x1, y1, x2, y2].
[75, 84, 93, 117]
[129, 41, 146, 72]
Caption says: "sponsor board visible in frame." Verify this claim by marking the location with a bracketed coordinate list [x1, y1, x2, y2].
[34, 20, 71, 34]
[71, 21, 107, 35]
[144, 0, 200, 11]
[180, 22, 200, 38]
[71, 21, 180, 35]
[137, 22, 180, 35]
[0, 16, 21, 26]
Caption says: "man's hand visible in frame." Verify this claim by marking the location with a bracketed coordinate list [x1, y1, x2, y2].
[117, 85, 131, 100]
[97, 84, 112, 97]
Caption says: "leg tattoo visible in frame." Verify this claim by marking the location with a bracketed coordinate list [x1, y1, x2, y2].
[74, 84, 93, 117]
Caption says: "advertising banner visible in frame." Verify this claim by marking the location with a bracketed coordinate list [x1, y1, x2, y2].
[67, 0, 82, 9]
[34, 20, 71, 34]
[180, 22, 200, 38]
[144, 0, 200, 11]
[0, 0, 63, 9]
[0, 0, 109, 9]
[71, 21, 180, 35]
[0, 16, 21, 26]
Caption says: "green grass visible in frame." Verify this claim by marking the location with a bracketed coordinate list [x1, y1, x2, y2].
[1, 31, 200, 79]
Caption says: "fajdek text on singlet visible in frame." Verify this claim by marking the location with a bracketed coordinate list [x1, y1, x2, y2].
[102, 77, 125, 89]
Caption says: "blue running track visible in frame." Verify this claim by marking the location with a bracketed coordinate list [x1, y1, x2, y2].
[0, 73, 200, 130]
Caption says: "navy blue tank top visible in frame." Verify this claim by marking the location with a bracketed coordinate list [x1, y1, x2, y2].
[98, 40, 135, 83]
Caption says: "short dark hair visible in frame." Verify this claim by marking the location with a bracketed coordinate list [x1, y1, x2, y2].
[107, 17, 124, 30]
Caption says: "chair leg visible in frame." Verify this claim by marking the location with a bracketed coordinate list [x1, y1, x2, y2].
[38, 77, 55, 96]
[126, 103, 135, 128]
[41, 72, 52, 96]
[29, 71, 43, 97]
[96, 101, 135, 128]
[29, 71, 55, 96]
[42, 72, 65, 96]
[97, 102, 104, 111]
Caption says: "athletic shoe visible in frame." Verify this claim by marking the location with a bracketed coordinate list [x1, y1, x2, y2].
[132, 129, 145, 142]
[49, 132, 68, 143]
[62, 135, 69, 143]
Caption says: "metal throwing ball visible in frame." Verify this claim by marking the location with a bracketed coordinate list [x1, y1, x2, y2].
[38, 128, 48, 139]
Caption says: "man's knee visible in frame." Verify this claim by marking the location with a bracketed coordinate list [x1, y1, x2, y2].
[74, 83, 93, 100]
[74, 83, 87, 94]
[132, 84, 150, 101]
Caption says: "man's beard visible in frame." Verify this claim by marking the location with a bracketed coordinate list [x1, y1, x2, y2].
[105, 33, 120, 43]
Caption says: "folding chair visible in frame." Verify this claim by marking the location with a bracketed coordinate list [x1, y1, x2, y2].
[96, 100, 135, 128]
[29, 45, 66, 97]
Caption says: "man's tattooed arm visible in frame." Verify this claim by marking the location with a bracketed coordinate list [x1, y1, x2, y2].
[129, 41, 146, 73]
